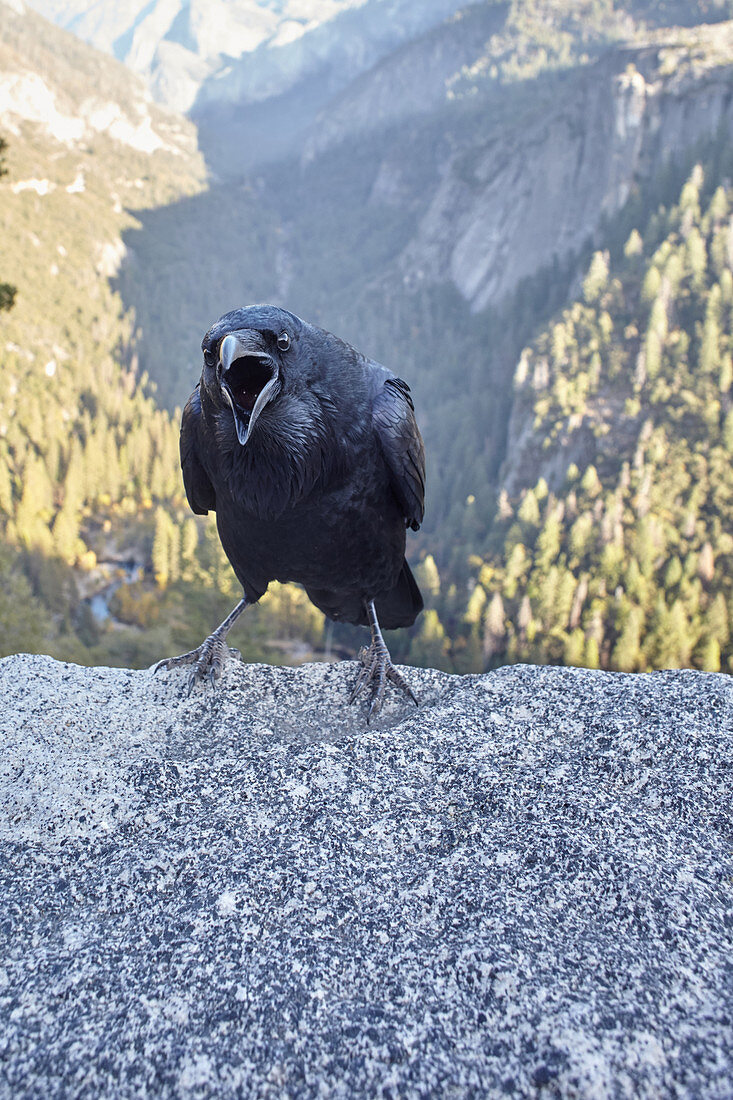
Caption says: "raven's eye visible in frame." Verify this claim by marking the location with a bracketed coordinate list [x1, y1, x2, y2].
[277, 331, 291, 352]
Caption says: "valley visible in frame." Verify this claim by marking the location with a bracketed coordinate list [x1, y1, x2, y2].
[2, 0, 733, 673]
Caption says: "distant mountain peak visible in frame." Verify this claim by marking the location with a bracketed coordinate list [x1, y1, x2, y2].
[22, 0, 370, 110]
[23, 0, 466, 112]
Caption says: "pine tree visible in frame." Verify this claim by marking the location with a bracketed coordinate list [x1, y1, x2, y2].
[624, 229, 643, 259]
[518, 488, 541, 527]
[51, 503, 82, 564]
[580, 466, 602, 498]
[0, 548, 45, 656]
[685, 226, 707, 289]
[641, 264, 661, 304]
[410, 609, 449, 670]
[181, 518, 200, 583]
[465, 583, 486, 625]
[168, 521, 181, 583]
[700, 285, 721, 376]
[536, 508, 562, 571]
[563, 628, 585, 667]
[611, 604, 643, 672]
[583, 251, 609, 304]
[416, 554, 441, 598]
[152, 508, 171, 588]
[482, 592, 506, 662]
[583, 637, 600, 669]
[707, 592, 729, 646]
[696, 636, 721, 672]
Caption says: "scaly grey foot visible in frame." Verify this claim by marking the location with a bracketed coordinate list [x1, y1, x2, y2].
[348, 637, 418, 720]
[154, 598, 248, 695]
[154, 631, 236, 694]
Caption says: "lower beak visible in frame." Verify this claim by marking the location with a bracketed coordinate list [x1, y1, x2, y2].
[218, 332, 279, 446]
[237, 375, 279, 445]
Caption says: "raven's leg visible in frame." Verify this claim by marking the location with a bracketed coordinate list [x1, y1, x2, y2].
[154, 598, 248, 693]
[348, 600, 418, 720]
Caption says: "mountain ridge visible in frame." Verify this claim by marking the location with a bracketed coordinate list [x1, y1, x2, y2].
[23, 0, 468, 113]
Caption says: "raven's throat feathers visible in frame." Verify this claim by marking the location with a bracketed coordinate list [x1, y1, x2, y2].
[217, 391, 335, 520]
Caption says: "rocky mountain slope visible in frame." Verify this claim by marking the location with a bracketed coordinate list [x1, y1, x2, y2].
[116, 13, 733, 390]
[399, 25, 733, 312]
[462, 165, 733, 675]
[2, 653, 731, 1096]
[24, 0, 467, 114]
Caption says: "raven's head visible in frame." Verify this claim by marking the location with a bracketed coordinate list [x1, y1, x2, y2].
[201, 305, 302, 446]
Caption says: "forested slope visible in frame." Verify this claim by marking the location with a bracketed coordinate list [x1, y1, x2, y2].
[440, 162, 733, 674]
[0, 1, 207, 663]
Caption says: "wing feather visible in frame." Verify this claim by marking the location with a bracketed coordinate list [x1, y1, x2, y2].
[372, 377, 425, 530]
[180, 385, 216, 515]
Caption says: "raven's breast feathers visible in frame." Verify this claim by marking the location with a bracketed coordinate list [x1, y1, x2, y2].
[182, 383, 340, 521]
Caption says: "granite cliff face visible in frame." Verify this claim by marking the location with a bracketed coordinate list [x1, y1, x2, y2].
[300, 2, 510, 163]
[397, 28, 733, 313]
[1, 653, 731, 1096]
[22, 0, 366, 111]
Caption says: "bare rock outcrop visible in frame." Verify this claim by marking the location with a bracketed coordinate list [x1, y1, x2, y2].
[1, 654, 731, 1097]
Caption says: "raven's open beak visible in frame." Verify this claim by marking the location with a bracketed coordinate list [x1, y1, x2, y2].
[218, 332, 279, 446]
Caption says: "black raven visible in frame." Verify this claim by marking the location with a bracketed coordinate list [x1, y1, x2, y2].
[156, 304, 425, 717]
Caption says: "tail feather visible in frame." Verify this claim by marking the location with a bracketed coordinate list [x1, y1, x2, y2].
[374, 560, 423, 630]
[305, 561, 424, 629]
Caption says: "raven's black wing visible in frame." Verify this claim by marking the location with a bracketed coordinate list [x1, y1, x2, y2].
[372, 377, 425, 530]
[180, 385, 216, 515]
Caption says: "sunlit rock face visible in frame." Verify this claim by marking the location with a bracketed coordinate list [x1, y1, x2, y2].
[397, 41, 733, 314]
[1, 653, 730, 1096]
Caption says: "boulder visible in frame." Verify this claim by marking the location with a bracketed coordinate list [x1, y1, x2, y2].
[1, 654, 731, 1097]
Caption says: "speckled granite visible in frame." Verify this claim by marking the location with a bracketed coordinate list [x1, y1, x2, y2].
[0, 654, 731, 1098]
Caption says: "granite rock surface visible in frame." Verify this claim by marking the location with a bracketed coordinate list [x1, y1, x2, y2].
[0, 653, 731, 1098]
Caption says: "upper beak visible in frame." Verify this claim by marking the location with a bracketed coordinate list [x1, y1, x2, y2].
[218, 332, 279, 446]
